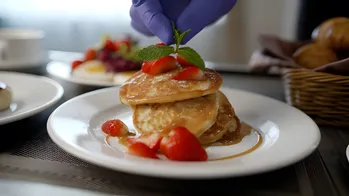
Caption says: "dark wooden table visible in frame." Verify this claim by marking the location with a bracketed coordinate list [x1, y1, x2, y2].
[0, 60, 348, 196]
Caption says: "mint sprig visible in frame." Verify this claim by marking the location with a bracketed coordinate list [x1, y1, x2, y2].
[177, 47, 205, 69]
[135, 45, 175, 61]
[171, 22, 191, 52]
[135, 22, 205, 70]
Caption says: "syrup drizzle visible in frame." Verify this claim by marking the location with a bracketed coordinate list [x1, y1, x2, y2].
[104, 122, 263, 161]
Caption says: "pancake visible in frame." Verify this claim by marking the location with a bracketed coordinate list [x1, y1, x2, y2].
[132, 92, 219, 136]
[199, 91, 240, 145]
[119, 68, 222, 105]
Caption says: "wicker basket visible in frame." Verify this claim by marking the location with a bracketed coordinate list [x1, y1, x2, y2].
[282, 68, 349, 127]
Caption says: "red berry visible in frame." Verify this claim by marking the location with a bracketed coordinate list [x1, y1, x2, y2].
[160, 127, 208, 161]
[156, 42, 166, 46]
[72, 60, 84, 70]
[84, 48, 97, 61]
[128, 142, 159, 159]
[101, 119, 128, 137]
[127, 133, 163, 152]
[141, 60, 154, 74]
[147, 56, 177, 75]
[172, 66, 204, 80]
[104, 39, 118, 51]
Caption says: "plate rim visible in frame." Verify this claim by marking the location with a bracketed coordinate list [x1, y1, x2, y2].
[0, 71, 64, 125]
[46, 61, 121, 87]
[47, 86, 321, 179]
[346, 145, 349, 162]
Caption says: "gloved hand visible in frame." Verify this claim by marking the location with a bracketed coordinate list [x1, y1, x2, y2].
[130, 0, 237, 45]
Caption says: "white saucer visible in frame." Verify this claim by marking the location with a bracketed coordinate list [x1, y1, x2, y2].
[47, 87, 321, 179]
[0, 71, 64, 125]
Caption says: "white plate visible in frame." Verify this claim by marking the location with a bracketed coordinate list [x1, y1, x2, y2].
[46, 50, 257, 87]
[0, 72, 64, 125]
[346, 145, 349, 162]
[47, 87, 321, 179]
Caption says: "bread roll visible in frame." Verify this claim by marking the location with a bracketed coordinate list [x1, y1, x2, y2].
[313, 17, 349, 50]
[312, 17, 349, 41]
[292, 43, 338, 69]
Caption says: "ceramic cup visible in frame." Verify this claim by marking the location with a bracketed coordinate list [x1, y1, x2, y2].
[0, 28, 46, 66]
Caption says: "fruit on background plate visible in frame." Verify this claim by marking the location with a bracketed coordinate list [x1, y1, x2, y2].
[71, 60, 114, 81]
[71, 34, 142, 82]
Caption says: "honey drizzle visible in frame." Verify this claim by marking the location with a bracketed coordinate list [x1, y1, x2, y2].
[104, 122, 263, 161]
[212, 124, 263, 161]
[104, 135, 112, 147]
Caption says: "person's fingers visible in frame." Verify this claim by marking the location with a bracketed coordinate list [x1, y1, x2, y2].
[176, 0, 237, 44]
[130, 6, 154, 36]
[160, 0, 190, 21]
[131, 20, 154, 36]
[133, 0, 174, 45]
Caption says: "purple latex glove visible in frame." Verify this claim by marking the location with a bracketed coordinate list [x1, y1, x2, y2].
[130, 0, 237, 45]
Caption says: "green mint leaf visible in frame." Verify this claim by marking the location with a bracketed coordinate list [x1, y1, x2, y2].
[177, 47, 205, 70]
[177, 29, 191, 45]
[171, 22, 180, 42]
[135, 45, 175, 61]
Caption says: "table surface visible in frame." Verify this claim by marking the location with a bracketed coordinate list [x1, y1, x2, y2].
[0, 52, 348, 196]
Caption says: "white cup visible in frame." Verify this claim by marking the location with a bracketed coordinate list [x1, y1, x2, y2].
[0, 28, 46, 66]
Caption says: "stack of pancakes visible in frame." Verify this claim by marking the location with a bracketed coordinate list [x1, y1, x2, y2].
[119, 68, 241, 145]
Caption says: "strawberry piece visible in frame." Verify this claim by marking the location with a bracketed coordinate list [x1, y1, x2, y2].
[104, 39, 118, 51]
[84, 48, 97, 61]
[172, 66, 204, 80]
[160, 127, 208, 161]
[141, 60, 154, 73]
[176, 55, 193, 68]
[127, 133, 163, 152]
[72, 60, 84, 70]
[156, 42, 166, 46]
[147, 56, 177, 75]
[101, 119, 128, 137]
[128, 142, 159, 159]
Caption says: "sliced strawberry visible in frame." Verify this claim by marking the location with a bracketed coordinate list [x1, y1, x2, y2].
[155, 42, 166, 46]
[104, 39, 118, 51]
[141, 61, 154, 73]
[127, 133, 163, 151]
[172, 66, 204, 80]
[147, 56, 177, 75]
[84, 48, 97, 61]
[160, 127, 208, 161]
[101, 119, 128, 137]
[128, 142, 159, 159]
[176, 55, 193, 68]
[72, 60, 84, 70]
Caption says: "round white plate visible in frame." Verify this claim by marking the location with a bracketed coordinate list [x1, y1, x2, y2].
[46, 59, 256, 87]
[346, 145, 349, 162]
[47, 87, 321, 179]
[46, 61, 129, 87]
[0, 72, 64, 125]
